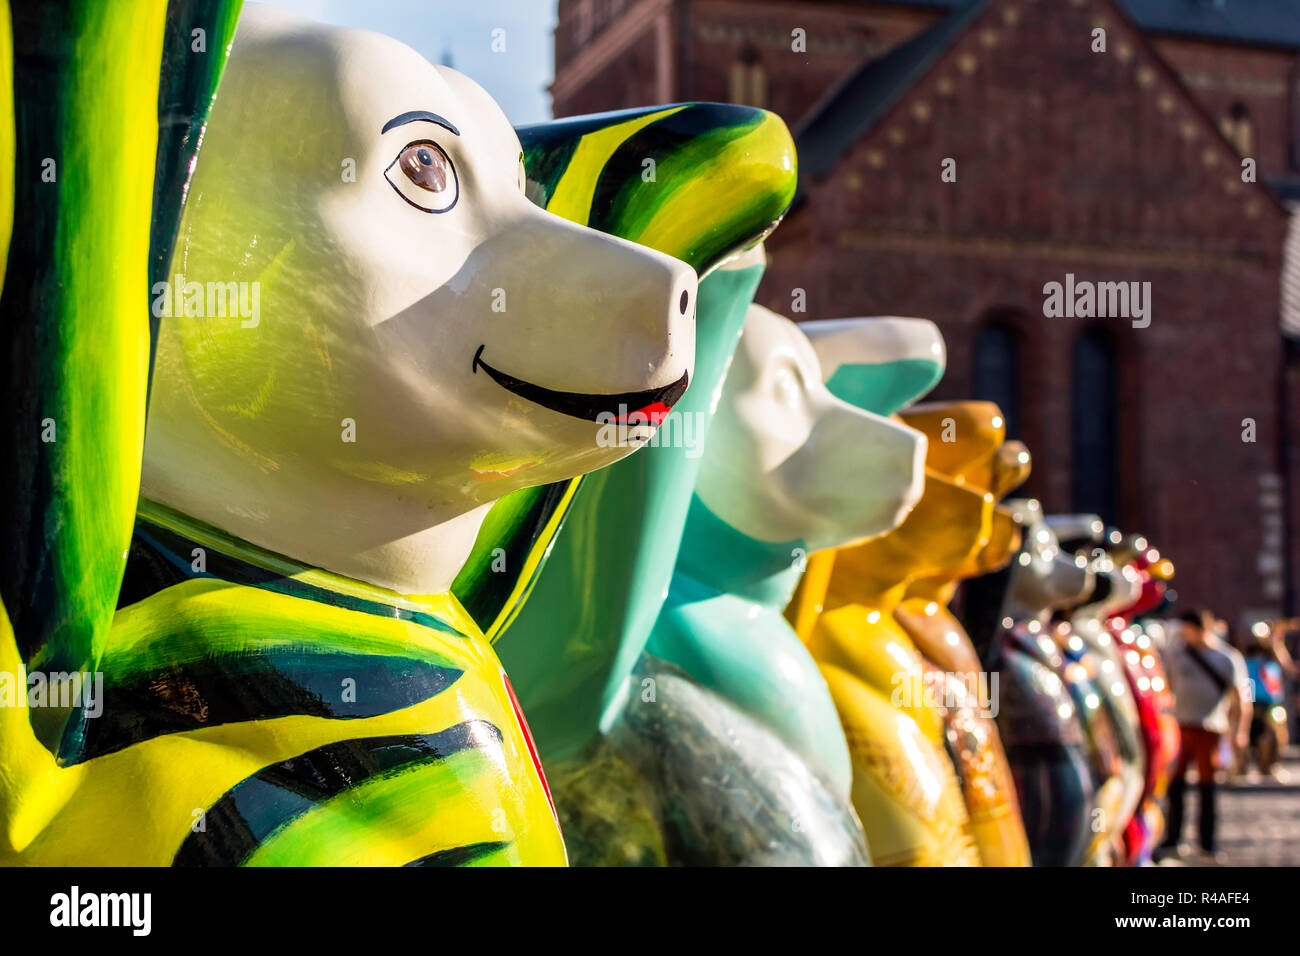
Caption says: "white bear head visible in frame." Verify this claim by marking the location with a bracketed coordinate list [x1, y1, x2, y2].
[692, 304, 927, 554]
[142, 5, 696, 593]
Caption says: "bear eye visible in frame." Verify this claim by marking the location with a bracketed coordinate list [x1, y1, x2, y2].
[385, 141, 458, 213]
[401, 144, 448, 190]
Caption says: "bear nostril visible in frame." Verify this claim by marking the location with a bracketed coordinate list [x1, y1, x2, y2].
[679, 289, 690, 314]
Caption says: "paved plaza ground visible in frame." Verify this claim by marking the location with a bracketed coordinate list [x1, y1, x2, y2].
[1157, 747, 1300, 866]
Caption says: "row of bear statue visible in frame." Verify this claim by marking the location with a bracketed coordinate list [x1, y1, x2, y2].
[0, 2, 1180, 866]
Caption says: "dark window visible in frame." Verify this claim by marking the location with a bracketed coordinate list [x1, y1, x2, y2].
[972, 322, 1021, 440]
[1071, 327, 1120, 524]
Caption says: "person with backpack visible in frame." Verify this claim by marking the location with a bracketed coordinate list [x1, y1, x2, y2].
[1155, 608, 1252, 863]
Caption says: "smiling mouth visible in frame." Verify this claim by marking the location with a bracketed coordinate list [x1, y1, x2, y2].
[473, 345, 688, 425]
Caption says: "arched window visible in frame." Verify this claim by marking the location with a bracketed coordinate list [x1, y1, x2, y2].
[1071, 327, 1120, 524]
[972, 320, 1022, 440]
[728, 45, 767, 108]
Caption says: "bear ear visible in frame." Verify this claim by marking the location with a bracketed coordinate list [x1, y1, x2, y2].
[1004, 497, 1043, 528]
[992, 440, 1032, 498]
[799, 317, 945, 416]
[898, 400, 1006, 480]
[516, 102, 796, 275]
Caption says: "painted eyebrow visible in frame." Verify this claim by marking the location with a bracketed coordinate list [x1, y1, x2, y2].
[381, 110, 460, 136]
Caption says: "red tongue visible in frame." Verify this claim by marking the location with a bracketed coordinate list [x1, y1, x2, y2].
[616, 402, 671, 426]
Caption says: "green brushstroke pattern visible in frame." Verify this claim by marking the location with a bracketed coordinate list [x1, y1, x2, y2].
[0, 0, 240, 758]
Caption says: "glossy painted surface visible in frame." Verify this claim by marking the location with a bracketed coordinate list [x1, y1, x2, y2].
[0, 0, 241, 857]
[0, 0, 1188, 871]
[1116, 616, 1179, 864]
[1108, 544, 1180, 864]
[988, 619, 1095, 866]
[9, 3, 743, 865]
[556, 655, 870, 866]
[123, 15, 804, 864]
[552, 308, 939, 865]
[892, 435, 1033, 867]
[977, 499, 1100, 866]
[151, 0, 244, 351]
[487, 110, 798, 765]
[0, 0, 177, 760]
[797, 316, 947, 448]
[1001, 499, 1095, 620]
[454, 103, 797, 643]
[8, 503, 564, 865]
[1053, 514, 1147, 861]
[649, 307, 930, 798]
[788, 400, 1025, 866]
[134, 6, 729, 865]
[1050, 620, 1127, 865]
[1037, 519, 1179, 865]
[897, 600, 1031, 866]
[694, 306, 926, 555]
[144, 6, 697, 598]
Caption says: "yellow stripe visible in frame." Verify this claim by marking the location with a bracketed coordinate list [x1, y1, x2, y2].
[53, 0, 169, 677]
[0, 603, 84, 855]
[633, 113, 795, 255]
[544, 106, 686, 225]
[1, 0, 168, 849]
[484, 476, 582, 643]
[246, 749, 514, 866]
[4, 586, 563, 864]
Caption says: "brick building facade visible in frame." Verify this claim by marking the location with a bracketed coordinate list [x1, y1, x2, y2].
[551, 0, 1300, 625]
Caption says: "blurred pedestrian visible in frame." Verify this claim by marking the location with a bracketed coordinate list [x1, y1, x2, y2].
[1240, 619, 1299, 781]
[1156, 608, 1252, 862]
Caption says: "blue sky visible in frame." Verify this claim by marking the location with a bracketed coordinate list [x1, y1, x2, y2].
[265, 0, 558, 124]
